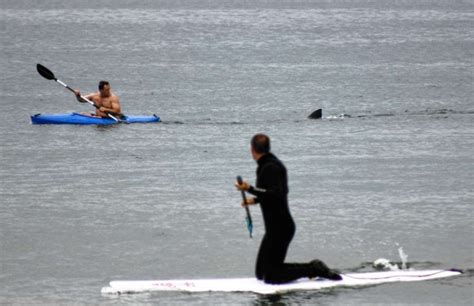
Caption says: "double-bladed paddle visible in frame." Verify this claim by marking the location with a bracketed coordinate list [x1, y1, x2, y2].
[237, 176, 253, 238]
[36, 64, 120, 122]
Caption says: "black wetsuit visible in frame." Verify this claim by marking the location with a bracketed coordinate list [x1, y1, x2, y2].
[247, 153, 320, 284]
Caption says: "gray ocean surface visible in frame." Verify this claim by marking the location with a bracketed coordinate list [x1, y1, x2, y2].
[1, 0, 473, 304]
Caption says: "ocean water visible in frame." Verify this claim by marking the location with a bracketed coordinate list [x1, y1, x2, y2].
[1, 0, 473, 304]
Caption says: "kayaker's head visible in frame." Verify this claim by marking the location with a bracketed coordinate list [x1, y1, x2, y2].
[98, 80, 111, 97]
[251, 133, 270, 161]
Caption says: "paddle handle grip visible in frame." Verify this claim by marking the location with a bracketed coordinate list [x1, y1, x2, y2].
[237, 175, 247, 203]
[237, 176, 253, 238]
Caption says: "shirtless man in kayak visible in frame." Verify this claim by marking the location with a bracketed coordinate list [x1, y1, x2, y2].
[73, 80, 122, 118]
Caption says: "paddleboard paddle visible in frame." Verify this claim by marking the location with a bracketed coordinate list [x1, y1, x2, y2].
[36, 64, 120, 122]
[237, 176, 253, 238]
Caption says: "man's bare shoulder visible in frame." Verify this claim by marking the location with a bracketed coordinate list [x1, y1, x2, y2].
[110, 93, 120, 102]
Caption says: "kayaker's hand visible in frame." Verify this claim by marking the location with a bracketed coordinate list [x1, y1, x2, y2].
[74, 90, 86, 103]
[241, 198, 256, 207]
[235, 180, 250, 191]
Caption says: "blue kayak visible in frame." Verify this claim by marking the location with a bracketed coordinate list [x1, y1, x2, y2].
[31, 113, 160, 125]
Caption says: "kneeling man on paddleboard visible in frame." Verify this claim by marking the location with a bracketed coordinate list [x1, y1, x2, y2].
[74, 80, 122, 118]
[235, 133, 342, 284]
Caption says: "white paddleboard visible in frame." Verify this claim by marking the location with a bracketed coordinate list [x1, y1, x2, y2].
[101, 269, 461, 295]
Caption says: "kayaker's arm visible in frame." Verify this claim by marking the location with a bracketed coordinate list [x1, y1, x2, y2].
[98, 96, 122, 116]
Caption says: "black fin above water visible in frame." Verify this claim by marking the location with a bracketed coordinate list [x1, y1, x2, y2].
[308, 108, 322, 119]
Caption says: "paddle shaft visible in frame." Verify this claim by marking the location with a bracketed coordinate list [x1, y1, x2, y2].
[237, 176, 253, 238]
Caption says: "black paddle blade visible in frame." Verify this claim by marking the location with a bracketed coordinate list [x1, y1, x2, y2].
[37, 64, 56, 80]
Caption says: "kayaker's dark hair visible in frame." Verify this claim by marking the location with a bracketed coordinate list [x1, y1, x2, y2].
[98, 80, 110, 90]
[251, 133, 270, 154]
